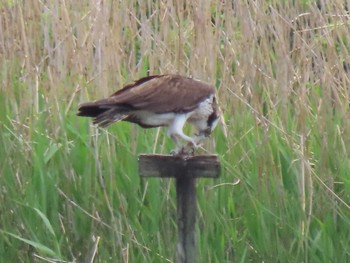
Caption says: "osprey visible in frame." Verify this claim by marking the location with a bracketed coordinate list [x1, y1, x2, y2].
[77, 74, 219, 154]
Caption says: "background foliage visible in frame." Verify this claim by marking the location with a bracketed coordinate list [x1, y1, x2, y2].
[1, 0, 350, 262]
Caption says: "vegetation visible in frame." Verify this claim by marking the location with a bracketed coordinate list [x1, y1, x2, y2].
[1, 0, 350, 262]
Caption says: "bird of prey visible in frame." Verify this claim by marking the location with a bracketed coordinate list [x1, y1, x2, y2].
[77, 74, 219, 154]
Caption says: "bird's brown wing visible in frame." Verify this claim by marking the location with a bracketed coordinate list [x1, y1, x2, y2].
[107, 74, 216, 113]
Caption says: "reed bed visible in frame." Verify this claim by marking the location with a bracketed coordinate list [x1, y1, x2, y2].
[1, 0, 350, 262]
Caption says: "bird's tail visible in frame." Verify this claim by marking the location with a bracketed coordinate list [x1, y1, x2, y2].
[77, 101, 129, 128]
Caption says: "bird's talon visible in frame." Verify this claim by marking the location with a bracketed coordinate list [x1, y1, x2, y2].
[170, 149, 177, 156]
[169, 146, 195, 157]
[170, 147, 185, 156]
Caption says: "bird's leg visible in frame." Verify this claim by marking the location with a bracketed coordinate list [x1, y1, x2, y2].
[168, 114, 194, 155]
[186, 131, 206, 150]
[192, 133, 205, 146]
[179, 130, 209, 155]
[169, 133, 197, 155]
[169, 134, 183, 155]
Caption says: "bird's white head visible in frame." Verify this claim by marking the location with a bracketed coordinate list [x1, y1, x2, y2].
[197, 95, 219, 139]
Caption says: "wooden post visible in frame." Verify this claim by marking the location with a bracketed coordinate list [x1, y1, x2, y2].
[176, 176, 196, 263]
[138, 154, 220, 263]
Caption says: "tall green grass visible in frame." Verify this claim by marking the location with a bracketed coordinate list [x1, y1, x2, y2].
[1, 0, 350, 262]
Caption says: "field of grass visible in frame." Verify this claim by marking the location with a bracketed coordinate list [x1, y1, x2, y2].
[1, 0, 350, 262]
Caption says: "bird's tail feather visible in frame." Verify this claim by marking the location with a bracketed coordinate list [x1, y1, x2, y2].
[77, 102, 129, 128]
[93, 109, 128, 128]
[77, 102, 108, 117]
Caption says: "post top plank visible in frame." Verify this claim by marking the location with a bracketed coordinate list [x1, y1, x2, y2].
[138, 154, 220, 178]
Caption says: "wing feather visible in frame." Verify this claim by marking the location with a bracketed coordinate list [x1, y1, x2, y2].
[106, 75, 215, 113]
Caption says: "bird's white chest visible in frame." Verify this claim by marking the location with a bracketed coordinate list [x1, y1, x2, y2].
[187, 95, 215, 130]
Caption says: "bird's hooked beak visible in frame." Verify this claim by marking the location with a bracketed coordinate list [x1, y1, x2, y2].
[200, 127, 212, 138]
[195, 126, 213, 144]
[196, 109, 220, 140]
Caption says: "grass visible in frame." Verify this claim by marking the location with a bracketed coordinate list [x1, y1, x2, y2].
[1, 0, 350, 262]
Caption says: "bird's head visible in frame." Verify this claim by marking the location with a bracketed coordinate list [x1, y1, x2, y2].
[197, 96, 220, 139]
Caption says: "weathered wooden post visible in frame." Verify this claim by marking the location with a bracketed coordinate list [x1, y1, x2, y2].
[138, 154, 220, 263]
